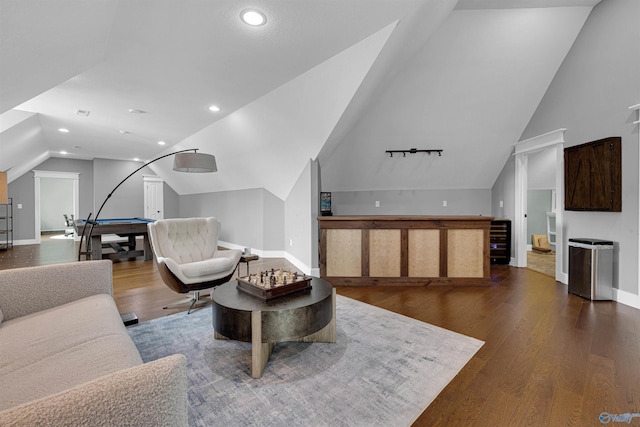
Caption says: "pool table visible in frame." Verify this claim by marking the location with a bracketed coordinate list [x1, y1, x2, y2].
[75, 217, 155, 261]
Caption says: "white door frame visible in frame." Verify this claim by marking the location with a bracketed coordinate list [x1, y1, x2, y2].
[143, 175, 164, 220]
[33, 170, 80, 244]
[513, 129, 567, 283]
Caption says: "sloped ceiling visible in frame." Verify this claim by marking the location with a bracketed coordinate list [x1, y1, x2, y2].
[155, 22, 398, 200]
[1, 0, 600, 200]
[320, 5, 593, 191]
[0, 0, 118, 113]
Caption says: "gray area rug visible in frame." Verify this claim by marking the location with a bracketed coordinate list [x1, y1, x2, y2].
[128, 294, 483, 426]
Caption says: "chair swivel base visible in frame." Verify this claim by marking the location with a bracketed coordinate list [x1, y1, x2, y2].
[163, 291, 211, 314]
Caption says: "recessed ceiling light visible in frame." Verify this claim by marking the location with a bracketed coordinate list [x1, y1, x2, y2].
[128, 109, 146, 114]
[119, 130, 130, 134]
[58, 128, 69, 133]
[133, 157, 140, 162]
[208, 105, 221, 112]
[241, 9, 266, 26]
[60, 151, 68, 155]
[158, 141, 166, 145]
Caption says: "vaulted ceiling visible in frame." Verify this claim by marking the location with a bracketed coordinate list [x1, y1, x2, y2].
[0, 0, 600, 200]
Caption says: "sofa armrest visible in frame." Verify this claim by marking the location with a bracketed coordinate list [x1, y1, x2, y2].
[0, 260, 113, 321]
[0, 354, 188, 427]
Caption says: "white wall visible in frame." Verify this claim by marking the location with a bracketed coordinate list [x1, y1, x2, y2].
[92, 159, 154, 219]
[179, 188, 284, 254]
[494, 0, 640, 301]
[284, 160, 317, 274]
[7, 157, 94, 241]
[527, 148, 557, 191]
[330, 188, 491, 216]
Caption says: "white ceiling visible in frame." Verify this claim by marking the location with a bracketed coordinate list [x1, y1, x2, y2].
[1, 0, 600, 199]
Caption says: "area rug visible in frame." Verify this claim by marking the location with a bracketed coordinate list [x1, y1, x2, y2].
[128, 295, 483, 426]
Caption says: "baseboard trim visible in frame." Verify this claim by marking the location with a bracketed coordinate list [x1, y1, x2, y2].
[13, 239, 39, 246]
[613, 288, 640, 310]
[218, 241, 317, 277]
[283, 252, 314, 277]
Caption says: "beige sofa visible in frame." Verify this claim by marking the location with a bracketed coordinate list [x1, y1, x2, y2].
[0, 260, 188, 426]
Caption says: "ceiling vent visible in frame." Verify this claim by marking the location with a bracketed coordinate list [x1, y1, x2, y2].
[76, 109, 90, 117]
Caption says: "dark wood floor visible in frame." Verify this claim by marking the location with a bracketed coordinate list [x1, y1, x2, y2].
[2, 238, 639, 427]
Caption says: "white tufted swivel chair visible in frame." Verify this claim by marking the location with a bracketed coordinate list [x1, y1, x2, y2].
[148, 217, 242, 313]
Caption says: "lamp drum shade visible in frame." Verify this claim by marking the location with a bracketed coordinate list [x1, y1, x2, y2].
[172, 152, 217, 173]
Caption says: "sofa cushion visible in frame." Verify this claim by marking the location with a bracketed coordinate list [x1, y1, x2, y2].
[0, 294, 142, 411]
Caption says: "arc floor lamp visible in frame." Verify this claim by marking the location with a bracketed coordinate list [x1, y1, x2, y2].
[78, 148, 217, 261]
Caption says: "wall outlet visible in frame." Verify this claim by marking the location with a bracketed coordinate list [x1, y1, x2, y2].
[442, 200, 447, 207]
[500, 200, 504, 208]
[289, 239, 293, 247]
[17, 204, 22, 209]
[375, 201, 380, 208]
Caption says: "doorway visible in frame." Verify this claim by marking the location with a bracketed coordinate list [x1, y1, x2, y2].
[514, 129, 566, 284]
[33, 170, 80, 244]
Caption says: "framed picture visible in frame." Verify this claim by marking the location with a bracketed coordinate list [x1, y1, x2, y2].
[320, 192, 332, 215]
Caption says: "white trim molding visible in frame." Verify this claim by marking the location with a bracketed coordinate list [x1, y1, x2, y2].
[13, 239, 39, 246]
[514, 128, 567, 155]
[613, 288, 640, 310]
[142, 175, 164, 183]
[218, 240, 314, 276]
[33, 170, 80, 244]
[513, 129, 566, 283]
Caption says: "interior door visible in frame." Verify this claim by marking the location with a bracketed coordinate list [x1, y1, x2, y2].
[144, 177, 164, 220]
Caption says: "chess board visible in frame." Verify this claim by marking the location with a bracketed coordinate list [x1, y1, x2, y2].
[237, 268, 312, 301]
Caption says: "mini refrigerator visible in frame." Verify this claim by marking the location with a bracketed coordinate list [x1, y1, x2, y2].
[568, 238, 614, 300]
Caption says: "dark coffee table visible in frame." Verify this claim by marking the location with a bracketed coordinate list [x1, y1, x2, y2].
[211, 277, 335, 378]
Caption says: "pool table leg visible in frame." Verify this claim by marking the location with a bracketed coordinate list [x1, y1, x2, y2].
[90, 235, 102, 260]
[143, 235, 153, 260]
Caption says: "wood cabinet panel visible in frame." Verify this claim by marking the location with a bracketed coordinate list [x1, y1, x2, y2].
[369, 229, 401, 277]
[408, 229, 440, 277]
[564, 137, 621, 211]
[447, 229, 484, 278]
[326, 229, 361, 277]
